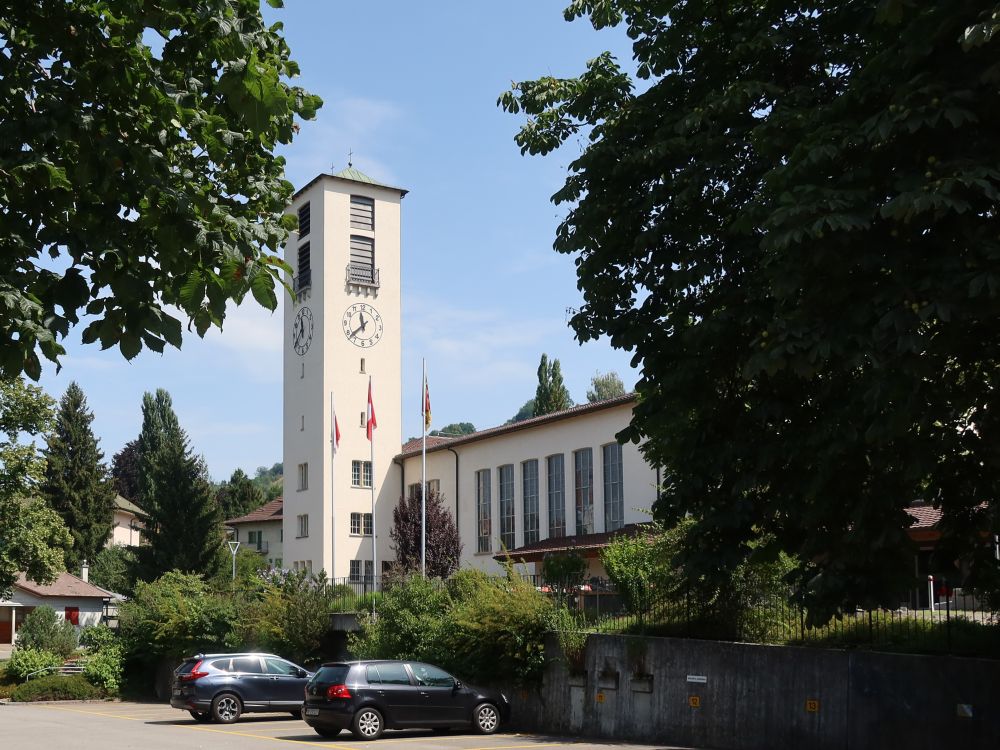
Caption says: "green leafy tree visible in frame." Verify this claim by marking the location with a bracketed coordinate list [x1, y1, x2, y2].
[15, 605, 77, 659]
[586, 371, 626, 403]
[506, 399, 536, 425]
[600, 523, 664, 614]
[389, 490, 462, 578]
[90, 545, 137, 597]
[0, 378, 72, 598]
[41, 382, 116, 569]
[253, 462, 284, 502]
[0, 0, 321, 380]
[348, 574, 451, 662]
[111, 440, 141, 504]
[501, 1, 1000, 618]
[429, 422, 476, 437]
[533, 354, 572, 416]
[216, 468, 265, 521]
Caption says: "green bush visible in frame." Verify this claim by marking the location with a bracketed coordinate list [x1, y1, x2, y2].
[11, 674, 102, 702]
[348, 575, 450, 662]
[79, 623, 117, 652]
[83, 645, 123, 694]
[15, 606, 78, 659]
[5, 648, 63, 682]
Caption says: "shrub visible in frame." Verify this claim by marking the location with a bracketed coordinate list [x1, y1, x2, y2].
[79, 624, 117, 652]
[5, 649, 62, 682]
[15, 606, 78, 659]
[11, 674, 102, 702]
[83, 645, 123, 694]
[348, 575, 450, 662]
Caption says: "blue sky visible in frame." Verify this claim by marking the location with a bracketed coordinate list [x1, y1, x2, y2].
[37, 1, 638, 481]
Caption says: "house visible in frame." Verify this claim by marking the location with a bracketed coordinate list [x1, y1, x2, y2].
[226, 497, 284, 569]
[0, 571, 112, 652]
[108, 494, 144, 547]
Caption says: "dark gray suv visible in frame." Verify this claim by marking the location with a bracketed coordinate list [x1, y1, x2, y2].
[170, 652, 312, 723]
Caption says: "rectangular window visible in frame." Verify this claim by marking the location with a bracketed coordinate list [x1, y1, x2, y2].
[349, 560, 362, 582]
[498, 464, 515, 550]
[248, 530, 261, 550]
[603, 443, 625, 532]
[297, 514, 309, 538]
[350, 512, 373, 536]
[64, 607, 79, 626]
[350, 195, 374, 230]
[348, 235, 376, 285]
[574, 448, 594, 534]
[351, 460, 372, 487]
[522, 459, 539, 546]
[296, 242, 311, 292]
[476, 469, 491, 553]
[297, 201, 311, 238]
[408, 479, 441, 500]
[365, 560, 374, 580]
[547, 454, 566, 538]
[297, 462, 308, 491]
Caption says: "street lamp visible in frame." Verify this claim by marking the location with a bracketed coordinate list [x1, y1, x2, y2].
[227, 541, 241, 581]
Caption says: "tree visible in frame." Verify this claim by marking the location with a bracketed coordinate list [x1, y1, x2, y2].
[111, 440, 141, 504]
[215, 468, 265, 521]
[533, 354, 573, 416]
[0, 378, 72, 598]
[429, 422, 476, 437]
[90, 545, 137, 598]
[586, 371, 626, 403]
[501, 2, 1000, 617]
[253, 462, 284, 502]
[390, 490, 462, 578]
[41, 382, 116, 569]
[506, 399, 536, 425]
[135, 389, 182, 509]
[0, 1, 321, 380]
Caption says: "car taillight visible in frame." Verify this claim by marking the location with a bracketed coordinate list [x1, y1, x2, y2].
[179, 660, 208, 682]
[326, 684, 351, 699]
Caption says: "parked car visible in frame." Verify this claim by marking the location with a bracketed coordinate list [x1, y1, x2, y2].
[301, 659, 510, 740]
[170, 652, 312, 723]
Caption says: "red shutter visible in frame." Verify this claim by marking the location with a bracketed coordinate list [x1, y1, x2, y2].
[65, 607, 79, 626]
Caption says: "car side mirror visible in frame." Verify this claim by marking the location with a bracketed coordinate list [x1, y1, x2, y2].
[453, 680, 462, 690]
[297, 669, 308, 678]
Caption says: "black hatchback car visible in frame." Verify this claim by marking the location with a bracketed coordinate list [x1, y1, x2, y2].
[302, 660, 510, 740]
[170, 652, 312, 723]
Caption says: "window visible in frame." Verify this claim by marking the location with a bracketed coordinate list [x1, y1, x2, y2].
[64, 607, 79, 626]
[360, 357, 366, 373]
[365, 560, 374, 580]
[352, 460, 373, 487]
[350, 195, 374, 230]
[522, 460, 539, 545]
[233, 656, 263, 674]
[476, 469, 491, 553]
[603, 442, 625, 532]
[296, 242, 311, 292]
[350, 512, 373, 535]
[349, 560, 361, 581]
[498, 464, 515, 550]
[297, 201, 311, 238]
[264, 657, 299, 676]
[547, 454, 566, 538]
[297, 514, 309, 538]
[409, 663, 455, 687]
[350, 559, 374, 583]
[248, 530, 262, 550]
[348, 235, 377, 285]
[297, 462, 308, 491]
[574, 448, 594, 534]
[367, 663, 409, 685]
[407, 479, 440, 500]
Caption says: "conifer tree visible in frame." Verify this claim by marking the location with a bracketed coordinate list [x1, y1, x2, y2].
[111, 439, 141, 503]
[41, 382, 115, 570]
[533, 354, 572, 416]
[135, 389, 182, 509]
[216, 468, 265, 521]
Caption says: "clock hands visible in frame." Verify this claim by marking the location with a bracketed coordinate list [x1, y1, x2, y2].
[350, 313, 369, 338]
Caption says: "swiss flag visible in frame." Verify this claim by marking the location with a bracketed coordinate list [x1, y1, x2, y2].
[366, 379, 377, 441]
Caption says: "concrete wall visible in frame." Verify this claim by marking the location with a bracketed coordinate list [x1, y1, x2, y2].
[508, 633, 1000, 750]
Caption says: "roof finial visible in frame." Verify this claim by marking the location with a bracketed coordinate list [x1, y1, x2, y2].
[348, 148, 353, 168]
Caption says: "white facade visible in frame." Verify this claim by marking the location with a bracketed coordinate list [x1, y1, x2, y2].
[282, 170, 405, 578]
[232, 519, 283, 568]
[108, 495, 143, 547]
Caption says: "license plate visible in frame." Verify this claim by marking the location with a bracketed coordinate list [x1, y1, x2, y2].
[172, 690, 181, 697]
[305, 708, 319, 716]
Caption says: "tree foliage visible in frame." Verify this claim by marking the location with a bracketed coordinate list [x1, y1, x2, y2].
[429, 422, 476, 437]
[41, 382, 116, 569]
[111, 440, 141, 504]
[506, 399, 536, 425]
[215, 467, 265, 521]
[90, 545, 137, 597]
[586, 371, 626, 403]
[390, 490, 462, 578]
[502, 1, 1000, 617]
[0, 0, 321, 379]
[533, 354, 572, 416]
[0, 378, 71, 597]
[15, 605, 77, 659]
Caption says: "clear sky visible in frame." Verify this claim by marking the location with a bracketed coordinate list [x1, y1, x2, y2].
[37, 1, 639, 482]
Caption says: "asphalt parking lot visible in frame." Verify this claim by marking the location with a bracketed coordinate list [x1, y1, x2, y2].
[0, 701, 693, 750]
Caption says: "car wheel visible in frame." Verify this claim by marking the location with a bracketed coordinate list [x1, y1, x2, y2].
[211, 693, 242, 724]
[473, 703, 500, 734]
[188, 710, 212, 723]
[351, 707, 384, 740]
[315, 727, 342, 738]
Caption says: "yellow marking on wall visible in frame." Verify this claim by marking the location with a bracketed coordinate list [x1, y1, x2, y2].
[805, 699, 820, 713]
[688, 695, 701, 709]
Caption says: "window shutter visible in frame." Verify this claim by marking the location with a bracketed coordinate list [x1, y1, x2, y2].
[350, 195, 374, 230]
[298, 202, 311, 238]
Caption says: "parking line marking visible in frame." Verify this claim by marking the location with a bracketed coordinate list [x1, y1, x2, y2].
[185, 724, 355, 748]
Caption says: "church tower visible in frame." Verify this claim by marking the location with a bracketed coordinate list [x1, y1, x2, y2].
[282, 167, 406, 579]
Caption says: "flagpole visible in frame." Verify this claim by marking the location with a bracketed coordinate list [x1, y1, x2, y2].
[330, 391, 335, 581]
[421, 359, 427, 578]
[369, 376, 377, 594]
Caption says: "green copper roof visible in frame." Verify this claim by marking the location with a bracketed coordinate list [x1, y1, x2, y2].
[331, 166, 388, 187]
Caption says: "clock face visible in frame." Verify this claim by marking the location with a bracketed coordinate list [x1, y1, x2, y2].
[292, 306, 313, 355]
[342, 303, 384, 348]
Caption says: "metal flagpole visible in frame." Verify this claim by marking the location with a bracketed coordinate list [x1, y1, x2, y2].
[421, 359, 427, 577]
[329, 392, 338, 581]
[369, 376, 377, 595]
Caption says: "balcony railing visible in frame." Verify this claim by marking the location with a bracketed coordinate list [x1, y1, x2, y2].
[250, 541, 269, 555]
[346, 262, 379, 288]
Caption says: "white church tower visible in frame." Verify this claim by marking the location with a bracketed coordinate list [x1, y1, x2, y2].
[282, 167, 406, 579]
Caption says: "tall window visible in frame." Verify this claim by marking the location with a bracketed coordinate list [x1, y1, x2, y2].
[350, 560, 374, 583]
[296, 242, 311, 292]
[297, 201, 311, 238]
[522, 460, 539, 546]
[407, 479, 440, 500]
[350, 512, 373, 536]
[248, 530, 262, 550]
[296, 514, 309, 538]
[348, 235, 376, 285]
[352, 460, 372, 487]
[350, 195, 374, 230]
[297, 462, 308, 491]
[547, 454, 565, 538]
[349, 559, 363, 582]
[476, 469, 491, 553]
[603, 443, 625, 532]
[574, 448, 594, 534]
[498, 464, 515, 550]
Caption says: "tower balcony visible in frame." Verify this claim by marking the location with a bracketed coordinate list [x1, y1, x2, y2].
[346, 262, 380, 288]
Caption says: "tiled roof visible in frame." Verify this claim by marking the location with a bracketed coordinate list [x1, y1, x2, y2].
[400, 435, 456, 454]
[494, 523, 651, 561]
[906, 503, 942, 529]
[399, 394, 637, 460]
[226, 498, 283, 526]
[14, 572, 112, 599]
